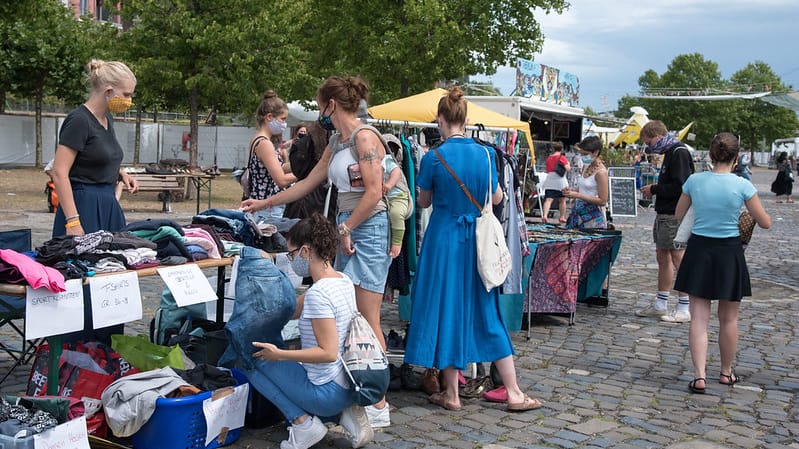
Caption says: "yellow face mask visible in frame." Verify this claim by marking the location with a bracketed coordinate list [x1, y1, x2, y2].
[107, 94, 132, 114]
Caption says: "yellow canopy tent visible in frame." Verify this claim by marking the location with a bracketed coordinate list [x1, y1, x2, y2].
[676, 122, 694, 141]
[368, 88, 534, 160]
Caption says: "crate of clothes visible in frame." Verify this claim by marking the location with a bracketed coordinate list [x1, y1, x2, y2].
[0, 395, 85, 449]
[101, 365, 246, 449]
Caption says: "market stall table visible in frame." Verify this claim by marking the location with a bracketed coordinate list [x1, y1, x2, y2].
[523, 224, 622, 335]
[0, 257, 233, 395]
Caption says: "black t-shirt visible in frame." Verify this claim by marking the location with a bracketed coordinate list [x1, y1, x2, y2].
[58, 105, 123, 185]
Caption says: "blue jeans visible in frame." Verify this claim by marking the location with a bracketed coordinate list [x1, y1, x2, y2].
[217, 246, 296, 370]
[245, 360, 353, 422]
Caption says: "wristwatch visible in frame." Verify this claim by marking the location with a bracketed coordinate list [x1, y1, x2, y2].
[338, 223, 351, 236]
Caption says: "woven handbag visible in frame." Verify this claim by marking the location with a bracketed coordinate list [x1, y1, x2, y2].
[738, 210, 756, 247]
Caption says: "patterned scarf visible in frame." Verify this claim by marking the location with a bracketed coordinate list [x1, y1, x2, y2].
[649, 132, 679, 154]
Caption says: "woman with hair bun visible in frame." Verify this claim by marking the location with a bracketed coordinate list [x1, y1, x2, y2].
[246, 90, 297, 219]
[242, 75, 392, 427]
[674, 132, 771, 394]
[404, 86, 542, 413]
[50, 59, 139, 238]
[248, 213, 373, 449]
[48, 59, 139, 344]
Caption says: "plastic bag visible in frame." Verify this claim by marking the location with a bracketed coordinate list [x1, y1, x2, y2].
[111, 334, 185, 371]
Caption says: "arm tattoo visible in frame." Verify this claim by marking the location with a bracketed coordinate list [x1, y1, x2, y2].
[359, 146, 380, 164]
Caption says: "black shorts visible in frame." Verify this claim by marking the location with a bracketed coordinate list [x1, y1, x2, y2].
[544, 189, 564, 199]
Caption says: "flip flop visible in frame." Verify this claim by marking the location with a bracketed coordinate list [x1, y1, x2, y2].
[506, 395, 543, 412]
[428, 392, 461, 411]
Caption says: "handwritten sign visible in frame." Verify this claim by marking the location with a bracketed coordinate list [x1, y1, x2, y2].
[89, 271, 143, 329]
[609, 177, 637, 217]
[33, 415, 90, 449]
[157, 264, 217, 307]
[26, 279, 84, 339]
[203, 383, 248, 446]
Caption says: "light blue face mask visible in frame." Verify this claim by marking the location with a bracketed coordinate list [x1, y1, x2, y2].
[581, 154, 595, 164]
[268, 118, 287, 136]
[290, 247, 311, 278]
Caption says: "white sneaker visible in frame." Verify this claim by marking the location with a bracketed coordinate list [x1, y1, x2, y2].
[364, 403, 390, 428]
[340, 405, 374, 448]
[661, 310, 691, 323]
[635, 304, 668, 317]
[280, 416, 327, 449]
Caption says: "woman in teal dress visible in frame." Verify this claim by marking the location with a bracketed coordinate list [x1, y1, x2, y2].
[404, 86, 541, 412]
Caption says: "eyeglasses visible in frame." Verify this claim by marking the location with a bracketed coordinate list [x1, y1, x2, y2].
[286, 247, 301, 261]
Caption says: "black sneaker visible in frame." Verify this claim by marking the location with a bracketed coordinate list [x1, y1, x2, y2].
[399, 363, 420, 390]
[386, 330, 404, 353]
[388, 363, 402, 391]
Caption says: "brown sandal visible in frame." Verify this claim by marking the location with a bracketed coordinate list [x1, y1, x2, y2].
[507, 395, 543, 412]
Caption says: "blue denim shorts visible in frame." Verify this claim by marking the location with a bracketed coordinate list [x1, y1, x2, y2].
[337, 211, 391, 293]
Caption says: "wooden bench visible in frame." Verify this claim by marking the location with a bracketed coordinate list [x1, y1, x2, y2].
[130, 174, 183, 212]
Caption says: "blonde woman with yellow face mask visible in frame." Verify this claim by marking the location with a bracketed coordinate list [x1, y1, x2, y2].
[50, 59, 138, 238]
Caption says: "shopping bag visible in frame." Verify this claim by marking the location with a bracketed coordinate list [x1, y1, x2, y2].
[111, 334, 185, 371]
[26, 341, 136, 437]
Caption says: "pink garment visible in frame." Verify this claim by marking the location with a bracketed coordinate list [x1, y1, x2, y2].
[182, 228, 221, 259]
[0, 249, 66, 292]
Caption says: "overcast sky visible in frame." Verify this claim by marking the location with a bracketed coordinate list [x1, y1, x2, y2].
[472, 0, 799, 115]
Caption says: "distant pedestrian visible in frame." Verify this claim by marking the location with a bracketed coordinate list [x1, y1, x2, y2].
[636, 120, 695, 323]
[673, 133, 771, 394]
[770, 151, 793, 203]
[540, 142, 570, 224]
[732, 150, 751, 181]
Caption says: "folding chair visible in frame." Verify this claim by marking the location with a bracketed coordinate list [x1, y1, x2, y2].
[0, 228, 42, 385]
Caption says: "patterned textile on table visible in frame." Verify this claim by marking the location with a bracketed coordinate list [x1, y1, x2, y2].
[524, 236, 616, 313]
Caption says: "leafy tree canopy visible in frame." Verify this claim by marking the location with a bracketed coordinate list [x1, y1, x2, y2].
[617, 54, 799, 150]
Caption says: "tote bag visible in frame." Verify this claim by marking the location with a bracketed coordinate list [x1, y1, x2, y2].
[434, 147, 511, 292]
[339, 312, 390, 406]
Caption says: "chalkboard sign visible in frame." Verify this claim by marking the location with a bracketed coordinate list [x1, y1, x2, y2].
[609, 177, 637, 217]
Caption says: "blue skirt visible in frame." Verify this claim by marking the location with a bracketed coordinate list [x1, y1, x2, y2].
[53, 182, 126, 237]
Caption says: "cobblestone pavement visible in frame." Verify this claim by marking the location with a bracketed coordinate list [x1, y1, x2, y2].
[1, 167, 797, 449]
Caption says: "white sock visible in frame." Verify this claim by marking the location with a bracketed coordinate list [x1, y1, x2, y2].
[677, 296, 690, 313]
[296, 416, 314, 429]
[655, 291, 669, 310]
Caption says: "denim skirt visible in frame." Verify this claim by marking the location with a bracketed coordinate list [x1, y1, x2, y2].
[336, 211, 391, 293]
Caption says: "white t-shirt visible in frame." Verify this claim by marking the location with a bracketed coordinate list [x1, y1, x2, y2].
[299, 274, 357, 385]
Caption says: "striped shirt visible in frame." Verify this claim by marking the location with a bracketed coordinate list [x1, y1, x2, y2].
[299, 274, 357, 385]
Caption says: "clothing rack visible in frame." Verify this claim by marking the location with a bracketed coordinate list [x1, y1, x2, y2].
[365, 118, 517, 134]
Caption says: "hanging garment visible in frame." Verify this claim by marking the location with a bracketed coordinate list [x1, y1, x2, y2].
[217, 246, 296, 370]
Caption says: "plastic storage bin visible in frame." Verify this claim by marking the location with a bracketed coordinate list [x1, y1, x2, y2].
[131, 373, 244, 449]
[0, 434, 35, 449]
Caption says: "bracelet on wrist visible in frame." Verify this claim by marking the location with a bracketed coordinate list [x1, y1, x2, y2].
[65, 220, 81, 229]
[66, 214, 80, 221]
[338, 223, 351, 236]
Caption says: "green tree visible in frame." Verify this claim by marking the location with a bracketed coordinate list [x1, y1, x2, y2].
[301, 0, 568, 104]
[117, 0, 311, 167]
[617, 53, 729, 147]
[0, 0, 117, 166]
[728, 62, 799, 153]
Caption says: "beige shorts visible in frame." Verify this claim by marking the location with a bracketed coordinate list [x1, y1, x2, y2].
[653, 214, 684, 250]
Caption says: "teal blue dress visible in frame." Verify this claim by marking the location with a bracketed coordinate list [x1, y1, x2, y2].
[403, 137, 514, 370]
